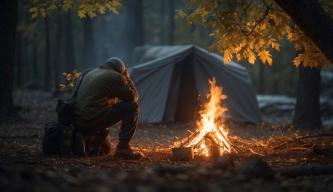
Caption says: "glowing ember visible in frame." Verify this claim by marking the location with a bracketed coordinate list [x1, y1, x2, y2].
[178, 78, 232, 157]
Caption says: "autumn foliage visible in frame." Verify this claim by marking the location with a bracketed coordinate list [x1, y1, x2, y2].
[28, 0, 120, 18]
[177, 0, 332, 67]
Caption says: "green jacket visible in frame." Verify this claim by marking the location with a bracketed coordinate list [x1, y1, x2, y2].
[74, 66, 138, 128]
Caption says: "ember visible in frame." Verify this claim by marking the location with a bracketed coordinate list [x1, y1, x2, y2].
[174, 78, 232, 158]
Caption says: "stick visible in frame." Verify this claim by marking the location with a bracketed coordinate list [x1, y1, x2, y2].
[296, 133, 333, 140]
[179, 130, 201, 147]
[273, 133, 333, 150]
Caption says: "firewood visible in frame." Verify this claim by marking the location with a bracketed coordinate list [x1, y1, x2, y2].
[273, 133, 333, 150]
[179, 130, 201, 147]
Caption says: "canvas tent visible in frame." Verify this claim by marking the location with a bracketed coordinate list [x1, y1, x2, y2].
[129, 45, 262, 123]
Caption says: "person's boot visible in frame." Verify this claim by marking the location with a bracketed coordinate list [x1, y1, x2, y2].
[85, 129, 112, 156]
[114, 142, 142, 160]
[97, 135, 112, 156]
[72, 132, 86, 156]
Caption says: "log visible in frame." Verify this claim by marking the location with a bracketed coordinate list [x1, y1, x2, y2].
[179, 130, 201, 147]
[209, 145, 221, 158]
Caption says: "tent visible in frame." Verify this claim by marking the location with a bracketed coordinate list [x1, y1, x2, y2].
[129, 45, 262, 123]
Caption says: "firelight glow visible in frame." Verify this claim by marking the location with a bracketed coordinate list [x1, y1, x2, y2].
[183, 78, 231, 156]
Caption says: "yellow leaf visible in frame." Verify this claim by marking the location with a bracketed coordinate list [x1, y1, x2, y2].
[258, 50, 272, 65]
[63, 0, 72, 11]
[271, 42, 280, 51]
[176, 10, 187, 18]
[293, 54, 304, 67]
[223, 49, 233, 64]
[236, 53, 241, 61]
[247, 50, 256, 64]
[78, 10, 86, 18]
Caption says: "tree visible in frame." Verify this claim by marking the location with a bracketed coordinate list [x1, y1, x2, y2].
[159, 0, 175, 45]
[258, 61, 266, 94]
[0, 0, 121, 120]
[273, 0, 333, 130]
[159, 1, 166, 45]
[53, 12, 63, 95]
[119, 0, 144, 66]
[64, 11, 76, 72]
[82, 18, 95, 70]
[43, 15, 51, 90]
[15, 27, 23, 88]
[179, 0, 333, 129]
[274, 0, 333, 63]
[28, 0, 121, 71]
[293, 66, 322, 129]
[0, 0, 18, 120]
[166, 0, 175, 45]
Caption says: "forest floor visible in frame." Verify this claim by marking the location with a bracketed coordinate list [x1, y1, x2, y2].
[1, 90, 333, 192]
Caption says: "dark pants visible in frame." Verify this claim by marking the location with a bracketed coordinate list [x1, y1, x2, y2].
[78, 101, 139, 144]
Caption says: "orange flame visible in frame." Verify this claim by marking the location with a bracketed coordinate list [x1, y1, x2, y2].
[184, 78, 231, 156]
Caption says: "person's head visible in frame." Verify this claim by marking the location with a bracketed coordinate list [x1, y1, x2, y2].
[103, 57, 129, 77]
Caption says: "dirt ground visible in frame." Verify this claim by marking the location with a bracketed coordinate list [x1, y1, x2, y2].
[1, 90, 333, 192]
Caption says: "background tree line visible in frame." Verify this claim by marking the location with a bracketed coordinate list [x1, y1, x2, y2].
[3, 0, 331, 130]
[12, 0, 300, 94]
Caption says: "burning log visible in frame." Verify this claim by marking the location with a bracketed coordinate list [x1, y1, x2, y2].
[179, 130, 201, 148]
[172, 79, 232, 160]
[204, 133, 221, 158]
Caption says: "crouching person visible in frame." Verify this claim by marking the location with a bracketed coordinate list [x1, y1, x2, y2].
[73, 57, 142, 160]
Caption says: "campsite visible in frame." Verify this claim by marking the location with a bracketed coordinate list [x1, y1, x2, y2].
[1, 0, 333, 192]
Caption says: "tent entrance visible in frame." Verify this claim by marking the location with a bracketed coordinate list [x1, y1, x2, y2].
[164, 55, 199, 122]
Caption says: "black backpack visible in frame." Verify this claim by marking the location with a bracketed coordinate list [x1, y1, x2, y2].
[42, 71, 89, 155]
[42, 121, 74, 154]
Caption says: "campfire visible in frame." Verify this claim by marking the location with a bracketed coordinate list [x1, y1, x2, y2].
[172, 78, 232, 160]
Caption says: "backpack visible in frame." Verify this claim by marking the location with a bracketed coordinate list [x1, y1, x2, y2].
[42, 71, 89, 155]
[42, 121, 74, 154]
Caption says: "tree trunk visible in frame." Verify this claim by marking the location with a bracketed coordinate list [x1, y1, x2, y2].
[53, 12, 63, 95]
[120, 0, 144, 66]
[64, 12, 76, 72]
[258, 62, 265, 94]
[292, 66, 322, 130]
[274, 0, 333, 63]
[43, 16, 51, 91]
[166, 0, 175, 45]
[273, 0, 329, 130]
[0, 0, 18, 118]
[32, 36, 39, 84]
[101, 17, 110, 63]
[82, 18, 94, 70]
[159, 1, 166, 45]
[15, 30, 23, 88]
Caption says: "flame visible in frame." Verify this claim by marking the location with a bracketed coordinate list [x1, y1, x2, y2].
[184, 78, 231, 156]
